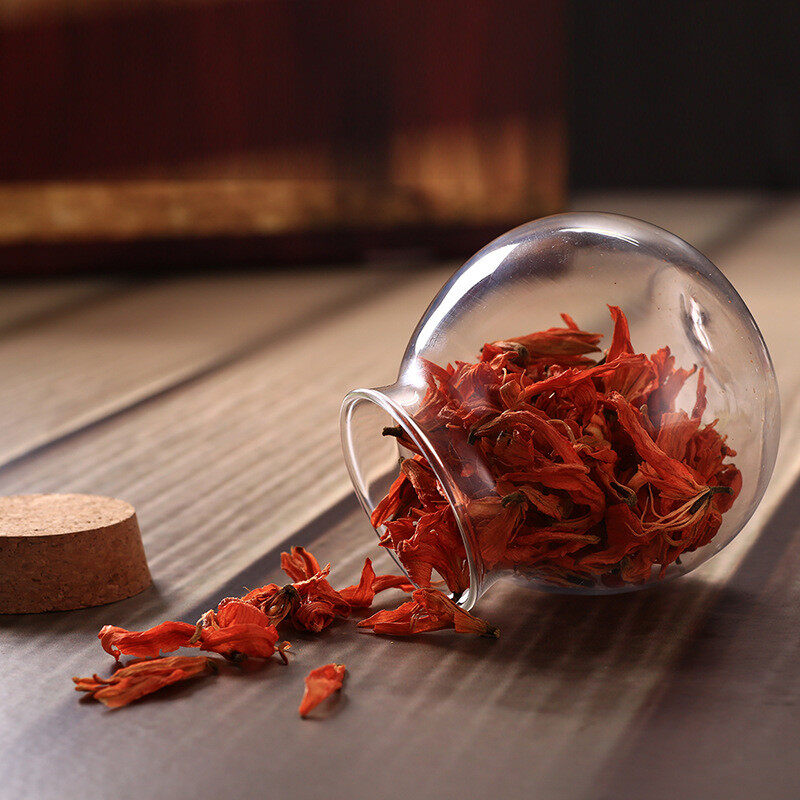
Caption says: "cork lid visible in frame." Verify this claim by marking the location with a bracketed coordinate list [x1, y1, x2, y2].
[0, 494, 151, 613]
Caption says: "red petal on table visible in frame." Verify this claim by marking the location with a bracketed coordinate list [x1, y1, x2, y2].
[357, 600, 443, 635]
[291, 599, 338, 633]
[74, 655, 214, 709]
[199, 622, 279, 659]
[216, 598, 274, 628]
[280, 546, 322, 582]
[239, 582, 281, 607]
[293, 571, 351, 615]
[414, 588, 499, 638]
[359, 589, 498, 638]
[298, 663, 346, 717]
[99, 621, 196, 659]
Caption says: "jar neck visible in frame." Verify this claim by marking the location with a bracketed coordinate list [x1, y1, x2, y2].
[340, 383, 484, 610]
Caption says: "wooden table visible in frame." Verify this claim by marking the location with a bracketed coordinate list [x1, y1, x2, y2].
[2, 193, 799, 800]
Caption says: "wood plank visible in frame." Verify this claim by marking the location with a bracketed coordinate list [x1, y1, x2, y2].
[572, 189, 769, 252]
[0, 278, 113, 331]
[594, 486, 800, 799]
[0, 268, 397, 467]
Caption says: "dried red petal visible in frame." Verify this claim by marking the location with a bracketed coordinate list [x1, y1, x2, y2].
[199, 623, 279, 660]
[280, 546, 322, 582]
[293, 571, 351, 616]
[339, 558, 376, 608]
[692, 367, 708, 420]
[298, 663, 346, 717]
[99, 621, 195, 660]
[400, 458, 443, 509]
[370, 472, 410, 529]
[359, 588, 498, 638]
[291, 599, 338, 633]
[74, 656, 215, 709]
[606, 305, 635, 360]
[371, 573, 415, 594]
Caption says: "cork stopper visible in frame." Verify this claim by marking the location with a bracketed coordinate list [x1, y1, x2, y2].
[0, 494, 151, 613]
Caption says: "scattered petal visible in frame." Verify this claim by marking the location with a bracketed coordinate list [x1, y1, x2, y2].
[299, 663, 346, 717]
[99, 621, 195, 660]
[74, 656, 215, 709]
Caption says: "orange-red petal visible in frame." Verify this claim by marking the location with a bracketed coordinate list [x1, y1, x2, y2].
[99, 621, 195, 659]
[280, 546, 322, 582]
[339, 558, 376, 608]
[73, 656, 214, 709]
[298, 663, 346, 717]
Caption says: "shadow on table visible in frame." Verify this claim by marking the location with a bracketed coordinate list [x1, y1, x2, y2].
[0, 581, 169, 636]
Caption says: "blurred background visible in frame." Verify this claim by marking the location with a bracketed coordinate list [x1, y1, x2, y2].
[0, 0, 797, 274]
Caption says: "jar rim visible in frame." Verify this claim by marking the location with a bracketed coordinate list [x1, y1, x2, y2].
[340, 386, 481, 610]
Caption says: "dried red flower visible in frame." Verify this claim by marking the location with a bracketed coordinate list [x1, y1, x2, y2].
[99, 621, 195, 660]
[359, 587, 498, 638]
[339, 557, 377, 607]
[280, 546, 322, 582]
[241, 548, 413, 633]
[99, 598, 285, 664]
[73, 656, 215, 709]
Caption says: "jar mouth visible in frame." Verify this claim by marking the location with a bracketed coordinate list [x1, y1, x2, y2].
[340, 386, 481, 610]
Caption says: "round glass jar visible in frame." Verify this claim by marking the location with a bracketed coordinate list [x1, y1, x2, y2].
[340, 213, 780, 610]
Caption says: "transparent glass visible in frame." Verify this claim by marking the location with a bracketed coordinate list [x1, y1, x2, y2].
[340, 213, 780, 610]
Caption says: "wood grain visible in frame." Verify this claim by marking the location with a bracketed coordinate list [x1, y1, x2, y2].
[2, 193, 799, 800]
[0, 268, 396, 467]
[0, 278, 114, 331]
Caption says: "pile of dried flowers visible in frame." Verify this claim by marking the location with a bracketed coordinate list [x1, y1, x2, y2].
[374, 306, 741, 593]
[74, 547, 494, 713]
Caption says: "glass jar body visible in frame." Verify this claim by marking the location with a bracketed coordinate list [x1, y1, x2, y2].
[341, 213, 780, 609]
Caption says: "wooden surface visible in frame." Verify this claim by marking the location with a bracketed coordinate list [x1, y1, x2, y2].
[1, 192, 800, 799]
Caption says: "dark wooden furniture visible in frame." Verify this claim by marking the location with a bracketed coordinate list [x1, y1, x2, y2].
[0, 0, 565, 273]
